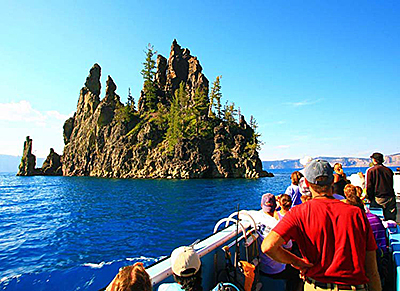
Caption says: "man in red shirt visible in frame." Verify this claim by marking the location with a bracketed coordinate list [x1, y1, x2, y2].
[261, 159, 381, 291]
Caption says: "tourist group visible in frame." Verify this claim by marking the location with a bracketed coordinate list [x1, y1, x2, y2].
[100, 152, 396, 291]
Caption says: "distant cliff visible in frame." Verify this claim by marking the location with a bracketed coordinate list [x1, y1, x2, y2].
[263, 154, 400, 169]
[57, 40, 271, 179]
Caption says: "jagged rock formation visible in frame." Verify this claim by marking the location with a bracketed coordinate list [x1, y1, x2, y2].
[17, 136, 37, 176]
[61, 40, 272, 179]
[17, 137, 62, 176]
[41, 148, 62, 175]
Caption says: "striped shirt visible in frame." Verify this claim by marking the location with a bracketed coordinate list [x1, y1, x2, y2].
[366, 212, 387, 252]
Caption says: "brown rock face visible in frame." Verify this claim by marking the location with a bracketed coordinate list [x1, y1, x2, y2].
[85, 63, 101, 96]
[17, 137, 63, 176]
[60, 40, 271, 179]
[165, 39, 209, 100]
[62, 66, 124, 176]
[155, 55, 167, 88]
[17, 136, 37, 176]
[41, 148, 62, 175]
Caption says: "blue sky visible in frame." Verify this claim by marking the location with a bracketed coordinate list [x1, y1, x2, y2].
[0, 0, 399, 161]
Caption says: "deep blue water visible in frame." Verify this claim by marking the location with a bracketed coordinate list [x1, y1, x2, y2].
[0, 168, 370, 290]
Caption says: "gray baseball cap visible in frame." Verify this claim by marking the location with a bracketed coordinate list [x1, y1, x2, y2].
[304, 159, 334, 185]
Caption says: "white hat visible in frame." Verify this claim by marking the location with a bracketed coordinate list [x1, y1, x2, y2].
[171, 246, 201, 277]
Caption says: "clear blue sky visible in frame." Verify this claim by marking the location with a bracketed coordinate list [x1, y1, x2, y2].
[1, 0, 399, 161]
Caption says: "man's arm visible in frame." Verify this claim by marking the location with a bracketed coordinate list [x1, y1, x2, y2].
[261, 230, 312, 272]
[365, 250, 381, 291]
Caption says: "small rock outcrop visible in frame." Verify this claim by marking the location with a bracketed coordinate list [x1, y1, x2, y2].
[17, 136, 37, 176]
[17, 137, 63, 176]
[41, 148, 62, 175]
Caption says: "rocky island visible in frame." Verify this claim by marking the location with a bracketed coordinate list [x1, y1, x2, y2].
[18, 40, 272, 179]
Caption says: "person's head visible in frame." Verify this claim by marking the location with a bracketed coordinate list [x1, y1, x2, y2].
[106, 262, 152, 291]
[343, 184, 357, 198]
[171, 246, 202, 291]
[370, 152, 384, 165]
[299, 177, 311, 196]
[345, 193, 364, 211]
[279, 194, 292, 211]
[290, 171, 303, 186]
[261, 193, 277, 215]
[304, 160, 334, 196]
[333, 163, 343, 175]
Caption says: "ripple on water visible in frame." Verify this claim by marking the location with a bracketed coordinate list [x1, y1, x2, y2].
[0, 172, 296, 290]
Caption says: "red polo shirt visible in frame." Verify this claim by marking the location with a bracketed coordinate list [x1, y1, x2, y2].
[273, 198, 377, 285]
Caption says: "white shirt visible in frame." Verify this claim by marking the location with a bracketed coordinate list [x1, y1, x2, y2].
[247, 210, 292, 274]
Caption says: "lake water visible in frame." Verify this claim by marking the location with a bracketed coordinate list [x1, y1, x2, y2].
[0, 168, 371, 290]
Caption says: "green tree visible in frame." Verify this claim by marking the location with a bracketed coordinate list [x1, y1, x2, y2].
[141, 44, 157, 112]
[209, 75, 222, 118]
[166, 83, 186, 150]
[250, 115, 257, 129]
[190, 88, 209, 136]
[248, 115, 261, 151]
[222, 101, 237, 124]
[127, 87, 135, 111]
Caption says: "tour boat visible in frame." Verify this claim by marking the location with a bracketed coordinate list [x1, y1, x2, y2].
[146, 207, 400, 290]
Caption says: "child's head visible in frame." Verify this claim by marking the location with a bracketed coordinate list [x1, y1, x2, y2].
[290, 171, 303, 186]
[279, 194, 292, 211]
[344, 184, 357, 198]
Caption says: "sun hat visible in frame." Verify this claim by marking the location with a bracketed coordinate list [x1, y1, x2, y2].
[370, 152, 384, 164]
[261, 193, 277, 213]
[304, 159, 334, 185]
[170, 246, 201, 277]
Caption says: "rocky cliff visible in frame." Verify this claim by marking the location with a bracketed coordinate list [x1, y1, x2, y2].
[17, 136, 62, 176]
[263, 154, 400, 169]
[61, 40, 271, 179]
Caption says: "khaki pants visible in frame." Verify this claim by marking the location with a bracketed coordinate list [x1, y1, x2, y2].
[304, 280, 367, 291]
